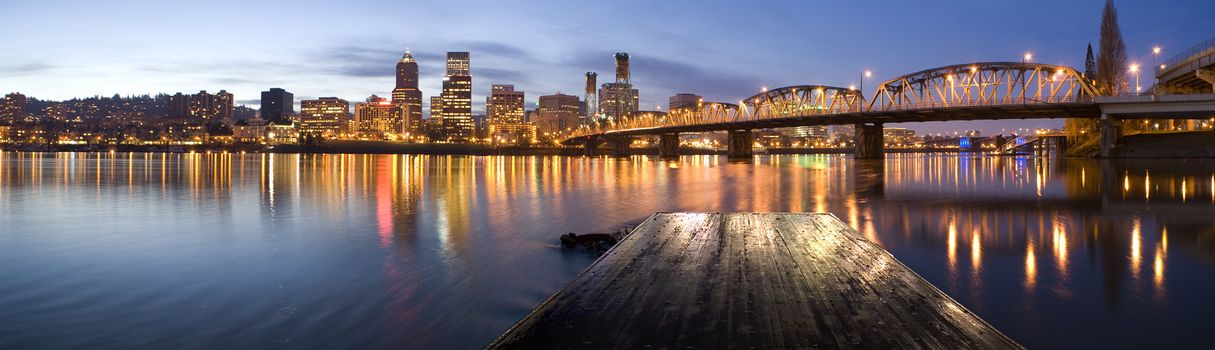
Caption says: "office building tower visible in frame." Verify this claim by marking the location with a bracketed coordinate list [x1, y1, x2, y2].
[486, 84, 533, 144]
[354, 95, 405, 136]
[392, 51, 423, 133]
[260, 88, 294, 124]
[299, 97, 349, 136]
[441, 52, 473, 142]
[537, 93, 581, 136]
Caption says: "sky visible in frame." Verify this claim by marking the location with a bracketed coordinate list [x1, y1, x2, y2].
[1, 0, 1213, 134]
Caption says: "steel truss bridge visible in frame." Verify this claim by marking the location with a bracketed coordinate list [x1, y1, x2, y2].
[562, 61, 1215, 158]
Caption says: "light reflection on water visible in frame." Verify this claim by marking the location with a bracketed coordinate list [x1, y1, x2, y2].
[0, 151, 1213, 349]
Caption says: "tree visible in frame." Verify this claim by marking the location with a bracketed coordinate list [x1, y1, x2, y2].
[1084, 43, 1097, 80]
[1095, 0, 1127, 95]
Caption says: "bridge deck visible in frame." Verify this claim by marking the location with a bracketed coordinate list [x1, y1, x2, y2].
[488, 212, 1021, 349]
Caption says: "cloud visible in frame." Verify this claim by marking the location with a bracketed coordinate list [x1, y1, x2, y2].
[565, 52, 760, 104]
[476, 67, 529, 84]
[1, 63, 55, 76]
[454, 41, 532, 59]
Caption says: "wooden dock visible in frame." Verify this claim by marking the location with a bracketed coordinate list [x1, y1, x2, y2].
[488, 212, 1021, 349]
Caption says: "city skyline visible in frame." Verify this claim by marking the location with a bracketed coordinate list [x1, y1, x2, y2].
[2, 0, 1213, 133]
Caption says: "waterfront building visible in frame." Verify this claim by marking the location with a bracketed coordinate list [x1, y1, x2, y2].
[537, 93, 581, 137]
[440, 52, 473, 142]
[392, 51, 424, 134]
[167, 93, 189, 118]
[232, 116, 269, 143]
[584, 72, 598, 124]
[354, 95, 405, 138]
[883, 127, 917, 145]
[487, 84, 534, 144]
[299, 97, 349, 137]
[260, 88, 294, 124]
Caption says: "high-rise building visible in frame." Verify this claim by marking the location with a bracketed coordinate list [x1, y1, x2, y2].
[354, 95, 405, 137]
[167, 93, 189, 118]
[537, 93, 581, 137]
[392, 51, 423, 134]
[441, 52, 473, 142]
[599, 83, 638, 120]
[215, 90, 234, 122]
[486, 85, 534, 145]
[487, 85, 525, 124]
[299, 97, 349, 136]
[599, 53, 638, 121]
[260, 88, 294, 124]
[2, 93, 27, 122]
[167, 90, 233, 122]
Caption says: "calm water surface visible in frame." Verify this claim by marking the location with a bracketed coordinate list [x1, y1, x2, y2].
[1, 151, 1213, 349]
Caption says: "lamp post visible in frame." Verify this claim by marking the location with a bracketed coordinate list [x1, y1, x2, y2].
[1022, 52, 1033, 63]
[1130, 64, 1140, 94]
[1151, 46, 1161, 93]
[861, 70, 872, 104]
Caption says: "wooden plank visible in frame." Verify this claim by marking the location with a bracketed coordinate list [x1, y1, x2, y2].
[488, 212, 1021, 349]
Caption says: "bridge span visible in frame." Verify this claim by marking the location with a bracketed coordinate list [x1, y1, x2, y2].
[564, 62, 1215, 158]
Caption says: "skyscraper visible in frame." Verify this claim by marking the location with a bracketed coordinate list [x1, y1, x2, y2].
[260, 88, 294, 124]
[441, 52, 473, 142]
[392, 51, 423, 134]
[299, 97, 349, 136]
[486, 84, 533, 145]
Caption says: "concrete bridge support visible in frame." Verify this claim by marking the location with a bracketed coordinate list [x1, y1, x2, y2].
[854, 123, 884, 159]
[727, 130, 753, 158]
[659, 133, 680, 158]
[610, 137, 632, 157]
[1197, 68, 1215, 93]
[584, 138, 602, 156]
[1099, 115, 1122, 158]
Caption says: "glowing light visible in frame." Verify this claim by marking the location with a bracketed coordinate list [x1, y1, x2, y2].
[1023, 53, 1033, 62]
[1153, 46, 1161, 55]
[1131, 218, 1142, 279]
[1025, 240, 1037, 290]
[1129, 64, 1140, 73]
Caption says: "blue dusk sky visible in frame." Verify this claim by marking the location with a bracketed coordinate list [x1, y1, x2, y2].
[1, 0, 1212, 134]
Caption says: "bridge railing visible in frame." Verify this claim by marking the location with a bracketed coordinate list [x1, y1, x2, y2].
[1162, 35, 1215, 73]
[562, 95, 1094, 141]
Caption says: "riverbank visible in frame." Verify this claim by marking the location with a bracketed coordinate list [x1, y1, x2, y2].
[1116, 131, 1215, 158]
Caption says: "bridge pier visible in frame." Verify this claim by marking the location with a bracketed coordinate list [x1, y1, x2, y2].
[610, 137, 632, 157]
[1099, 114, 1121, 158]
[727, 130, 752, 158]
[1197, 68, 1215, 93]
[659, 133, 680, 158]
[584, 138, 602, 157]
[853, 123, 884, 159]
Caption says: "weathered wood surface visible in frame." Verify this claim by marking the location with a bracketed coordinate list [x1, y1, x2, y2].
[488, 212, 1021, 349]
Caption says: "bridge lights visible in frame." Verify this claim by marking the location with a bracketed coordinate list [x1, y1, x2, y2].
[1023, 53, 1033, 63]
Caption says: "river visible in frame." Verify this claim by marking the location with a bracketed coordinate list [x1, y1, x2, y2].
[0, 152, 1212, 348]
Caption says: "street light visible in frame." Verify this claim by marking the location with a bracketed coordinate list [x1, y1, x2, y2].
[1130, 64, 1140, 93]
[1023, 52, 1033, 63]
[860, 70, 872, 99]
[1151, 46, 1162, 93]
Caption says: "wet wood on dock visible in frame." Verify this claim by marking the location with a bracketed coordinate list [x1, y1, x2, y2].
[489, 212, 1021, 349]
